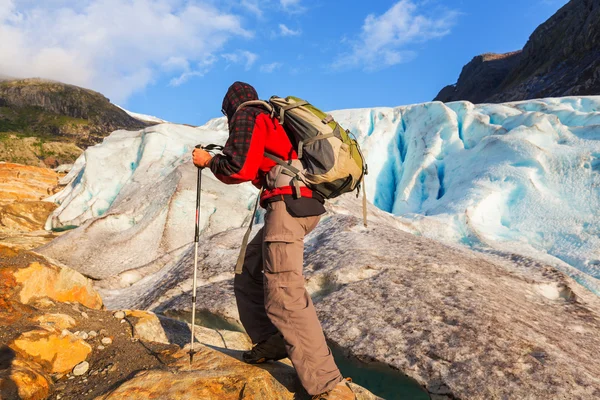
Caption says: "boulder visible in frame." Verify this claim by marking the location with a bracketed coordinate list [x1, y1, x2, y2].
[0, 245, 103, 310]
[10, 330, 92, 374]
[0, 357, 52, 400]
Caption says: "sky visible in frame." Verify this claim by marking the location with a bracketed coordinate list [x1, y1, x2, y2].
[0, 0, 570, 125]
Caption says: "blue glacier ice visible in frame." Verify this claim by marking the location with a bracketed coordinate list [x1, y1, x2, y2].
[332, 97, 600, 287]
[46, 96, 600, 291]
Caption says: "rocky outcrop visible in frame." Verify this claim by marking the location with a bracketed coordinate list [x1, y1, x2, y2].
[0, 244, 380, 399]
[0, 78, 151, 166]
[0, 79, 149, 147]
[0, 202, 57, 233]
[435, 0, 600, 103]
[435, 52, 522, 103]
[0, 163, 60, 250]
[0, 163, 59, 204]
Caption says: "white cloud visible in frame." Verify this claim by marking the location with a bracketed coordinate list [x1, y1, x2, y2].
[168, 55, 218, 86]
[222, 50, 259, 70]
[333, 0, 459, 71]
[279, 23, 301, 36]
[240, 0, 262, 18]
[0, 0, 251, 103]
[280, 0, 304, 13]
[260, 62, 283, 73]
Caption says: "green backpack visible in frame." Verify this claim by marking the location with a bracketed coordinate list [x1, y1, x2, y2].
[238, 96, 368, 203]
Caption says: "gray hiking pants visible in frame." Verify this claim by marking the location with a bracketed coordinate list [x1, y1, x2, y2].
[234, 201, 342, 395]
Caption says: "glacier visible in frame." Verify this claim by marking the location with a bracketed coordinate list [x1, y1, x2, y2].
[333, 97, 600, 288]
[44, 96, 600, 291]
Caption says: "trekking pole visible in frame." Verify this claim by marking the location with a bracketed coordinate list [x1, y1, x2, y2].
[189, 144, 223, 367]
[189, 145, 203, 367]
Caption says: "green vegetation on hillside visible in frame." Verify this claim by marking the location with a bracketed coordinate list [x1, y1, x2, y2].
[0, 78, 151, 166]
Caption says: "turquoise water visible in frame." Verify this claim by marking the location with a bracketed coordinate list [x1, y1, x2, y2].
[330, 344, 430, 400]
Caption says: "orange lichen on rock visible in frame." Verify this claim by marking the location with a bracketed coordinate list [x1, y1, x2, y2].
[0, 163, 59, 203]
[0, 359, 52, 400]
[10, 330, 92, 374]
[13, 261, 102, 310]
[97, 346, 299, 400]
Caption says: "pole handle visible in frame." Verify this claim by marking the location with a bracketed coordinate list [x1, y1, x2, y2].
[195, 144, 224, 153]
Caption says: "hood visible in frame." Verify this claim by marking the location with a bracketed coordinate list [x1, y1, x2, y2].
[221, 81, 259, 120]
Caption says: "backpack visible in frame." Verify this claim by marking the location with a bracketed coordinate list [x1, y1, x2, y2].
[237, 96, 368, 204]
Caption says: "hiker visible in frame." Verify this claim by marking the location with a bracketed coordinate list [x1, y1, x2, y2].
[192, 81, 354, 399]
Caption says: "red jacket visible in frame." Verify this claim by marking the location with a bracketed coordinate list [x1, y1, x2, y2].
[209, 82, 317, 204]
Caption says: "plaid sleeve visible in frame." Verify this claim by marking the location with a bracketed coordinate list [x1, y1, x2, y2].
[210, 109, 267, 184]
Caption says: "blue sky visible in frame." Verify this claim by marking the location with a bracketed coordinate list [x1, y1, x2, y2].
[0, 0, 569, 125]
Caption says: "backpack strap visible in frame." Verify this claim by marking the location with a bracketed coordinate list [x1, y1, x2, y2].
[264, 152, 303, 198]
[277, 100, 308, 125]
[236, 100, 274, 117]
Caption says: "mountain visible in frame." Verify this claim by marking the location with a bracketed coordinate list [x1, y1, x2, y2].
[0, 78, 151, 167]
[435, 0, 600, 103]
[36, 95, 600, 398]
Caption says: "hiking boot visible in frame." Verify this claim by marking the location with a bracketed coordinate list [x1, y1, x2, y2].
[242, 332, 287, 364]
[311, 378, 355, 400]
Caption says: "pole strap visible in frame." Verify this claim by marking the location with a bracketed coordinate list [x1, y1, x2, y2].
[235, 188, 263, 274]
[362, 180, 368, 228]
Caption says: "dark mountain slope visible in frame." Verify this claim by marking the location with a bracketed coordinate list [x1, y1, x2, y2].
[435, 0, 600, 103]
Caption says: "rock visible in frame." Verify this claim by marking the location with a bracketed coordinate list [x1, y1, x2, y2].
[123, 310, 169, 344]
[34, 314, 76, 331]
[101, 338, 112, 345]
[434, 52, 522, 104]
[72, 361, 89, 376]
[81, 312, 89, 319]
[55, 164, 74, 174]
[10, 330, 92, 374]
[0, 358, 52, 400]
[1, 246, 103, 310]
[435, 0, 600, 102]
[77, 332, 89, 340]
[96, 345, 379, 400]
[31, 298, 55, 309]
[88, 331, 98, 338]
[43, 156, 59, 169]
[0, 201, 58, 233]
[113, 311, 126, 319]
[97, 345, 105, 351]
[0, 163, 59, 203]
[157, 315, 251, 351]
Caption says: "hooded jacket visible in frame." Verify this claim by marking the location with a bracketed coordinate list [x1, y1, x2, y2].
[210, 81, 321, 206]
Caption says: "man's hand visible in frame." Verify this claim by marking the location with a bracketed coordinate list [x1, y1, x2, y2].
[193, 148, 213, 169]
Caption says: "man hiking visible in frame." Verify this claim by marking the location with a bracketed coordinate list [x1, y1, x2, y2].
[192, 81, 354, 399]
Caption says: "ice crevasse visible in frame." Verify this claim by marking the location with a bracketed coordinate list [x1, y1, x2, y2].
[47, 96, 600, 291]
